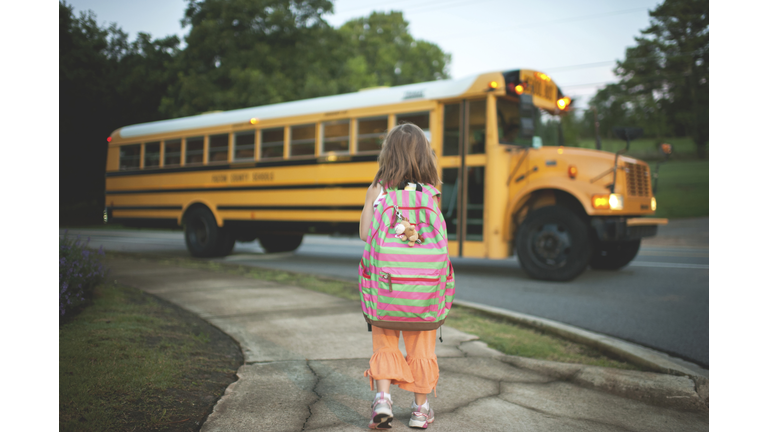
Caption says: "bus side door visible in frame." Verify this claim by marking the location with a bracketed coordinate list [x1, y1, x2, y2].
[440, 99, 487, 258]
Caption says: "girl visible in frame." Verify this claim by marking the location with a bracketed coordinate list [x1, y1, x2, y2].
[359, 123, 441, 429]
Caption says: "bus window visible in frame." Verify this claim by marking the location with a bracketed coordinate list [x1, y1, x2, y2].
[209, 134, 229, 163]
[496, 97, 520, 144]
[468, 100, 486, 154]
[357, 116, 387, 152]
[466, 166, 485, 240]
[164, 139, 181, 166]
[396, 112, 429, 133]
[119, 144, 141, 170]
[322, 120, 349, 153]
[441, 168, 459, 240]
[234, 131, 255, 160]
[144, 142, 160, 168]
[443, 104, 460, 156]
[261, 128, 284, 159]
[290, 124, 316, 157]
[186, 137, 204, 165]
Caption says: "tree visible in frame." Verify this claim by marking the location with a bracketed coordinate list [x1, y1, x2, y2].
[160, 3, 452, 118]
[112, 32, 181, 126]
[60, 2, 115, 206]
[337, 11, 450, 88]
[60, 1, 181, 207]
[160, 0, 337, 117]
[589, 0, 708, 157]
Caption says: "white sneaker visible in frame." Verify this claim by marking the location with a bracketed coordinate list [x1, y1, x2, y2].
[368, 393, 393, 429]
[408, 401, 435, 429]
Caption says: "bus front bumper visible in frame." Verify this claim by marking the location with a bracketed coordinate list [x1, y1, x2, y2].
[591, 217, 668, 242]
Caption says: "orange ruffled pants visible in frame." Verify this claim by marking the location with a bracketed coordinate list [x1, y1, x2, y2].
[364, 326, 438, 395]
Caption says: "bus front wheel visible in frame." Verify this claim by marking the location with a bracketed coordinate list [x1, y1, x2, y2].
[184, 208, 233, 258]
[590, 240, 641, 270]
[259, 234, 303, 253]
[515, 206, 592, 281]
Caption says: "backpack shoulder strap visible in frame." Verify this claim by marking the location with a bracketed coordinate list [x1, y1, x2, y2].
[379, 180, 398, 194]
[419, 183, 441, 199]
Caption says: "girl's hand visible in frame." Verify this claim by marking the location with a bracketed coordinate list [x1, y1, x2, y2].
[359, 183, 383, 242]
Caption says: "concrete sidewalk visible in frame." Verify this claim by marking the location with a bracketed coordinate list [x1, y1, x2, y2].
[108, 258, 707, 431]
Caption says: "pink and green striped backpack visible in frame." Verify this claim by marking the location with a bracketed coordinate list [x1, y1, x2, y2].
[359, 182, 455, 331]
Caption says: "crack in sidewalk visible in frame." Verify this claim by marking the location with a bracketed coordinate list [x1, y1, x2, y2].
[442, 379, 637, 432]
[500, 397, 638, 432]
[300, 360, 321, 432]
[438, 379, 503, 415]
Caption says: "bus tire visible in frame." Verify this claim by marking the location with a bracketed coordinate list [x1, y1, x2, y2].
[259, 234, 303, 253]
[216, 230, 236, 256]
[515, 206, 592, 281]
[184, 208, 230, 258]
[590, 239, 641, 270]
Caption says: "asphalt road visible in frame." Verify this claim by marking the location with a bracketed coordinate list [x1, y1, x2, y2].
[62, 220, 709, 367]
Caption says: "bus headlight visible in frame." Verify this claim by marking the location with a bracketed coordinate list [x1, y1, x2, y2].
[651, 197, 657, 211]
[592, 194, 624, 210]
[609, 194, 624, 210]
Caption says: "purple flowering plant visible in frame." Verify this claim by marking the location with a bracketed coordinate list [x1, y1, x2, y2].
[59, 231, 107, 318]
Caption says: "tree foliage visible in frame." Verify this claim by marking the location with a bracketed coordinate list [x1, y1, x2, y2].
[588, 0, 708, 157]
[159, 3, 450, 118]
[60, 1, 180, 205]
[337, 11, 450, 87]
[59, 0, 452, 208]
[160, 0, 336, 117]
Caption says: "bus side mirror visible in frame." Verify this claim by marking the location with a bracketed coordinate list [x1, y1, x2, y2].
[612, 127, 643, 151]
[519, 93, 535, 141]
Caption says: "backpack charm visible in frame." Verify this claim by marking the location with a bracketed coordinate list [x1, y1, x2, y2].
[395, 219, 423, 247]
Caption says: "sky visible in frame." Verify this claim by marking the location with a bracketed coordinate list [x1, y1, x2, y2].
[63, 0, 663, 114]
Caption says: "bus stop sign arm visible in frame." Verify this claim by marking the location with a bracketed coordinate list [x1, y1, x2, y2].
[654, 143, 673, 194]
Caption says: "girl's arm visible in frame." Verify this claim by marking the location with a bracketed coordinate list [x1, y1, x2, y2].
[359, 183, 383, 242]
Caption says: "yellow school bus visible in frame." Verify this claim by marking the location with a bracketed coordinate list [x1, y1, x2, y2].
[104, 69, 667, 281]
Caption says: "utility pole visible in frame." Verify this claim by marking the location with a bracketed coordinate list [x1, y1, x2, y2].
[592, 106, 602, 150]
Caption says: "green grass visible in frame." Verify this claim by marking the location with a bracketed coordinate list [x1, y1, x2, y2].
[447, 306, 640, 370]
[573, 136, 708, 219]
[575, 136, 704, 161]
[59, 282, 241, 432]
[651, 159, 709, 219]
[106, 252, 645, 371]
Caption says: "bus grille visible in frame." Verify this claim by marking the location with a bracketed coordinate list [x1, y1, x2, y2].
[624, 163, 651, 197]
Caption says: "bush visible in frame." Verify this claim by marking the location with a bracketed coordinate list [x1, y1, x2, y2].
[59, 232, 107, 319]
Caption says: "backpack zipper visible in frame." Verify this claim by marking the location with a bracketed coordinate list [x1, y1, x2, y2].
[381, 272, 393, 291]
[383, 206, 441, 228]
[381, 272, 440, 292]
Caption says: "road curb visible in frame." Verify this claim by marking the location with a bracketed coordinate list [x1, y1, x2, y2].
[452, 299, 708, 380]
[498, 354, 708, 412]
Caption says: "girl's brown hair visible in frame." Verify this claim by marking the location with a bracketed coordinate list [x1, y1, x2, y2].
[372, 123, 441, 188]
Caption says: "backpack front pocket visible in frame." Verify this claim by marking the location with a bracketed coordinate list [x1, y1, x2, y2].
[377, 272, 441, 321]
